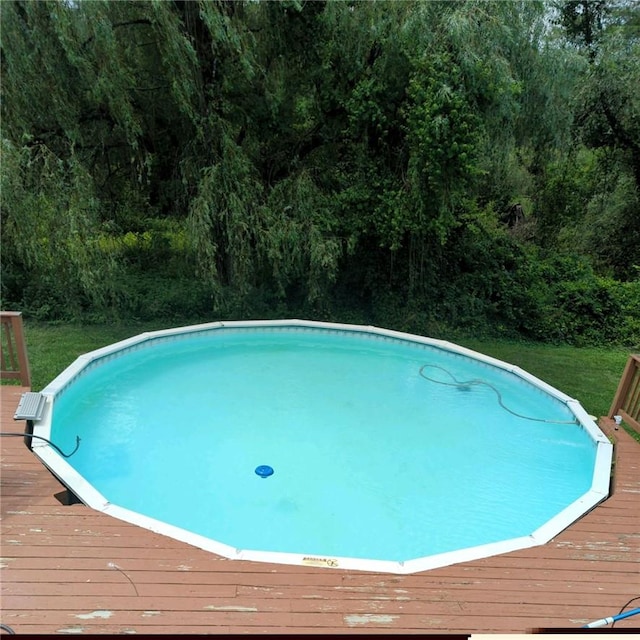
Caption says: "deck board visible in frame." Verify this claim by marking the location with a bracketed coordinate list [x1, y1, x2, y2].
[2, 385, 639, 634]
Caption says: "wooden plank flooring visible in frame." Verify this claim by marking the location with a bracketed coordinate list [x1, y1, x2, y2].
[1, 385, 639, 634]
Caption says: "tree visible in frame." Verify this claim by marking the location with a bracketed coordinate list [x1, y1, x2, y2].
[558, 0, 609, 59]
[1, 0, 259, 312]
[2, 0, 637, 334]
[554, 0, 640, 277]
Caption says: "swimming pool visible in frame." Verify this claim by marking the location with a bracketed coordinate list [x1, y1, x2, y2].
[29, 320, 613, 574]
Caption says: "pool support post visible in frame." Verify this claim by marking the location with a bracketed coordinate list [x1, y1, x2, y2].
[12, 392, 83, 506]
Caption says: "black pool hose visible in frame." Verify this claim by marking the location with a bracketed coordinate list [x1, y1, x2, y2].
[0, 432, 81, 457]
[419, 364, 578, 425]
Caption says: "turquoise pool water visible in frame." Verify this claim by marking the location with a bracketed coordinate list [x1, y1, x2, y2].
[50, 327, 596, 564]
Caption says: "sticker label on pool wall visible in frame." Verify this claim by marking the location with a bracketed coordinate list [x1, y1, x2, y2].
[302, 556, 339, 568]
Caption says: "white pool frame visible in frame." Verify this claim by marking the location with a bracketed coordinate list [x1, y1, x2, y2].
[29, 319, 613, 574]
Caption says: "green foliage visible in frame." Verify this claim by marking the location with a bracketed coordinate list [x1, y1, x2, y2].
[535, 148, 598, 247]
[456, 336, 629, 418]
[582, 172, 640, 279]
[0, 139, 122, 318]
[556, 0, 609, 56]
[561, 2, 640, 279]
[1, 0, 637, 347]
[262, 171, 342, 306]
[186, 123, 262, 303]
[516, 253, 640, 346]
[404, 51, 483, 245]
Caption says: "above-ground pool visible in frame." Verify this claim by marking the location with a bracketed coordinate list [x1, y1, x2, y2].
[28, 320, 612, 574]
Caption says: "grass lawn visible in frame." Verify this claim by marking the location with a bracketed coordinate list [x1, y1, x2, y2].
[22, 319, 174, 391]
[13, 319, 632, 422]
[456, 337, 630, 421]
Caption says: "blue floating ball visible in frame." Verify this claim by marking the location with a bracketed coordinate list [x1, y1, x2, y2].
[255, 465, 274, 478]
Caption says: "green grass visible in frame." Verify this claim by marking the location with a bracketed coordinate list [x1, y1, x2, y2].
[455, 338, 629, 420]
[16, 320, 632, 422]
[22, 319, 179, 391]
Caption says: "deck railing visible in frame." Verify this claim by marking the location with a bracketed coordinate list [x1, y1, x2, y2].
[0, 311, 31, 388]
[609, 354, 640, 433]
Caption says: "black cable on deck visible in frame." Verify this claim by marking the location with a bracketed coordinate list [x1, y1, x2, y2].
[0, 432, 81, 457]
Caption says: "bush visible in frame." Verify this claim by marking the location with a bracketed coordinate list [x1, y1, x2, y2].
[515, 254, 640, 347]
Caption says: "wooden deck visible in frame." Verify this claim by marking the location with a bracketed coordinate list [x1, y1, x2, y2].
[1, 385, 639, 634]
